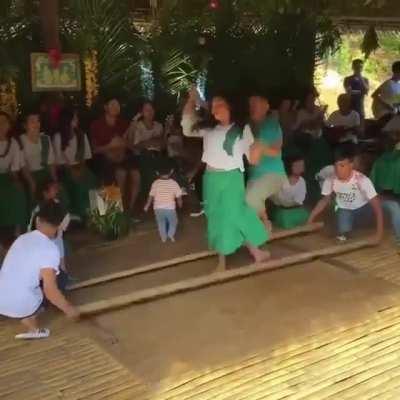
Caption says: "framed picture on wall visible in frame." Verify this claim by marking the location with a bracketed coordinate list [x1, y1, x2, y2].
[31, 53, 82, 92]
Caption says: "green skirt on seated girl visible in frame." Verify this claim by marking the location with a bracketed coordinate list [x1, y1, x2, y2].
[370, 149, 400, 195]
[270, 154, 310, 229]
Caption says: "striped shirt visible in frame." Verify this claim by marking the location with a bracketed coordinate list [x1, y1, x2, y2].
[150, 178, 182, 210]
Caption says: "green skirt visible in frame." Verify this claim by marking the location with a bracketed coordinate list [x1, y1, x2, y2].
[370, 151, 400, 195]
[63, 168, 98, 220]
[203, 169, 268, 255]
[270, 205, 309, 230]
[0, 173, 28, 228]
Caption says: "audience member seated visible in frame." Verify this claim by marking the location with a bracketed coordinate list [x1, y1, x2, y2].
[372, 61, 400, 133]
[53, 108, 98, 221]
[20, 110, 69, 210]
[125, 101, 165, 192]
[278, 98, 298, 145]
[325, 93, 361, 145]
[270, 154, 309, 229]
[90, 97, 140, 219]
[290, 90, 333, 203]
[370, 130, 400, 196]
[0, 111, 28, 234]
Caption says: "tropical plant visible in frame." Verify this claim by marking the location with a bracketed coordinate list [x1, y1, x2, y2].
[61, 0, 144, 98]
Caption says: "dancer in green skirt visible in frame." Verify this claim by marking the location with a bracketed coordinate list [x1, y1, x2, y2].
[182, 88, 269, 270]
[0, 112, 28, 232]
[53, 108, 97, 221]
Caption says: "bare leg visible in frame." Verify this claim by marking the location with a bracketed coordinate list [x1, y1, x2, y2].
[247, 244, 271, 264]
[128, 169, 141, 214]
[259, 209, 272, 233]
[21, 315, 39, 331]
[216, 254, 226, 272]
[115, 168, 128, 211]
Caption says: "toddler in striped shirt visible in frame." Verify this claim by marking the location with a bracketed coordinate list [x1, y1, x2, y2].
[144, 160, 183, 242]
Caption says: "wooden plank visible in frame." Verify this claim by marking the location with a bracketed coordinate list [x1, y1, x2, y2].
[78, 238, 374, 316]
[69, 222, 324, 291]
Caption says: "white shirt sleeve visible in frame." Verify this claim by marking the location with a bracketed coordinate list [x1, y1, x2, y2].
[38, 242, 60, 274]
[242, 125, 255, 159]
[321, 178, 334, 197]
[181, 113, 204, 138]
[359, 176, 378, 201]
[84, 134, 92, 160]
[293, 177, 307, 205]
[149, 181, 157, 197]
[10, 139, 22, 172]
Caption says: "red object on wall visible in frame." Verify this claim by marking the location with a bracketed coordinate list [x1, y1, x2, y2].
[209, 0, 219, 10]
[48, 48, 61, 69]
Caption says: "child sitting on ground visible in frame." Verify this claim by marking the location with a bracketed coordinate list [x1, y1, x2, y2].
[28, 179, 72, 290]
[144, 160, 183, 242]
[308, 145, 398, 244]
[270, 154, 309, 229]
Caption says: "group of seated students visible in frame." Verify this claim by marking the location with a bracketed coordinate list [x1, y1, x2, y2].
[0, 97, 191, 245]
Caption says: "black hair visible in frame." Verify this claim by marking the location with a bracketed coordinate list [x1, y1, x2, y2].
[333, 143, 358, 163]
[352, 59, 363, 68]
[157, 157, 174, 176]
[38, 178, 58, 201]
[392, 61, 400, 74]
[103, 95, 120, 105]
[23, 108, 41, 122]
[284, 153, 304, 176]
[58, 107, 84, 151]
[37, 200, 66, 227]
[194, 92, 244, 130]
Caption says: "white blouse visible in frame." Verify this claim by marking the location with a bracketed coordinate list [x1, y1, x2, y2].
[20, 133, 55, 172]
[53, 132, 92, 166]
[125, 120, 163, 150]
[272, 177, 306, 208]
[181, 114, 253, 172]
[0, 138, 24, 174]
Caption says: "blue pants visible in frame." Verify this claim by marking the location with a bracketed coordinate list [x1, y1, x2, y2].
[337, 200, 400, 241]
[155, 209, 178, 241]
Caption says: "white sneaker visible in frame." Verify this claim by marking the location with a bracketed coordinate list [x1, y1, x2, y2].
[336, 235, 347, 242]
[15, 328, 50, 340]
[190, 210, 205, 217]
[169, 237, 175, 242]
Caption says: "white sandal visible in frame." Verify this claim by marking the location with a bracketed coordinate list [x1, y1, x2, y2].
[15, 328, 50, 340]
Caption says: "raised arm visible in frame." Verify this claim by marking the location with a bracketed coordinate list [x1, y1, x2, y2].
[181, 87, 205, 138]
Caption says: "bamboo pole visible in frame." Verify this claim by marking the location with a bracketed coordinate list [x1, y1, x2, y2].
[78, 238, 374, 316]
[69, 222, 323, 291]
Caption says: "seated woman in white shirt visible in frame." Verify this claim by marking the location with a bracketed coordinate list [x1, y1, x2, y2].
[326, 93, 361, 144]
[0, 200, 79, 340]
[270, 154, 309, 229]
[20, 110, 69, 210]
[181, 87, 269, 270]
[53, 108, 97, 221]
[0, 111, 28, 234]
[125, 101, 165, 192]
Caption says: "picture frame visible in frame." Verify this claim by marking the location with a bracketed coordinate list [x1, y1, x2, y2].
[31, 52, 82, 92]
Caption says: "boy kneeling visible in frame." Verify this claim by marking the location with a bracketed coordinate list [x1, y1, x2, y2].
[0, 200, 79, 339]
[308, 146, 383, 243]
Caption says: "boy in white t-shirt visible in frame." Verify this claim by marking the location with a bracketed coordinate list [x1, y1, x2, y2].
[309, 146, 383, 242]
[144, 160, 183, 242]
[0, 201, 79, 340]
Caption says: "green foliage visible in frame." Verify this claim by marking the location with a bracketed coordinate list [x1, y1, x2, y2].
[88, 203, 130, 240]
[62, 0, 144, 98]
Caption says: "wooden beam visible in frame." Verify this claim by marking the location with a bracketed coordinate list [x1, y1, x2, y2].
[78, 238, 374, 316]
[69, 222, 323, 291]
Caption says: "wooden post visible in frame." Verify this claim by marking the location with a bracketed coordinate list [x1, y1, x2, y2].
[78, 238, 374, 316]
